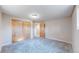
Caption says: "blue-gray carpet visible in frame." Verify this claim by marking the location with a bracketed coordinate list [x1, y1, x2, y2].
[1, 38, 72, 53]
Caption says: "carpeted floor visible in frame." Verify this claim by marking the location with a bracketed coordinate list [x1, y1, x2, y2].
[1, 38, 72, 53]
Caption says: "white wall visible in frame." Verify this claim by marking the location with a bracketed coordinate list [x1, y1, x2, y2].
[72, 6, 77, 52]
[0, 11, 3, 51]
[72, 6, 79, 52]
[1, 13, 12, 46]
[77, 7, 79, 29]
[0, 13, 12, 51]
[45, 17, 72, 43]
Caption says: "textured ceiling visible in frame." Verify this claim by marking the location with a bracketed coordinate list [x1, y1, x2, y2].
[0, 5, 74, 20]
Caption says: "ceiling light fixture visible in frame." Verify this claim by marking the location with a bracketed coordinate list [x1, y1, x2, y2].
[29, 13, 40, 20]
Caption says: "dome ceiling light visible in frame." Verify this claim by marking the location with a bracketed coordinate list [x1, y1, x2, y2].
[29, 13, 40, 20]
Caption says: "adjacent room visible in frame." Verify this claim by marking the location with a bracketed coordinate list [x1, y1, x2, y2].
[0, 5, 79, 53]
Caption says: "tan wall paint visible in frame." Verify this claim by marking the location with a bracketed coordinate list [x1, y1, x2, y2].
[45, 17, 72, 43]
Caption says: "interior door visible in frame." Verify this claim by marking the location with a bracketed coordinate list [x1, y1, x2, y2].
[40, 21, 45, 38]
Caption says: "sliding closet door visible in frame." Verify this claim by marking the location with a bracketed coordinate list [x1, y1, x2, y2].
[22, 21, 31, 39]
[12, 20, 23, 43]
[12, 19, 31, 43]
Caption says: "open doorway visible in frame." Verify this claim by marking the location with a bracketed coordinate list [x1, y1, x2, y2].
[33, 21, 45, 38]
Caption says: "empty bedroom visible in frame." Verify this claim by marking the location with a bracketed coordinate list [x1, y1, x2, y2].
[0, 5, 79, 53]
